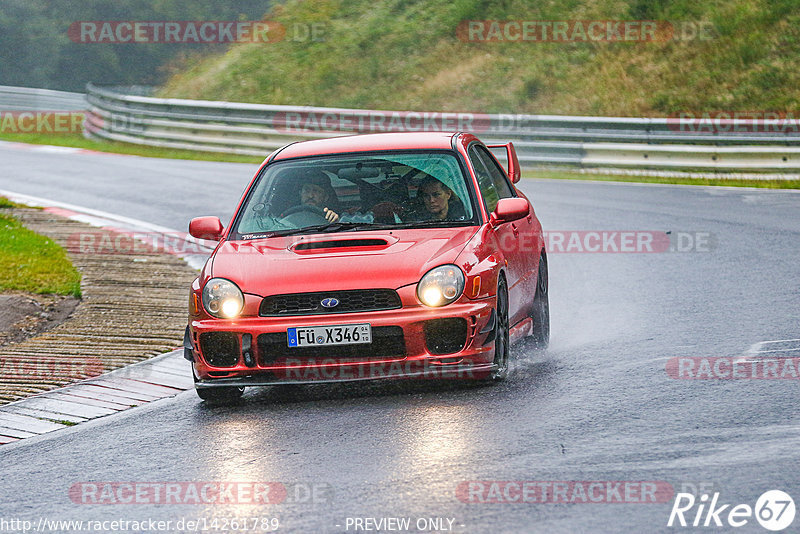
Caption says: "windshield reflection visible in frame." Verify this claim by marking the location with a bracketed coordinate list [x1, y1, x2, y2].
[233, 152, 477, 239]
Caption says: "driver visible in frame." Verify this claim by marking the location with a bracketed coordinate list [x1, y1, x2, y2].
[282, 170, 341, 222]
[280, 169, 402, 225]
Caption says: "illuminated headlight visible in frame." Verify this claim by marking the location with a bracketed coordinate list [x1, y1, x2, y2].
[417, 265, 465, 307]
[202, 278, 244, 318]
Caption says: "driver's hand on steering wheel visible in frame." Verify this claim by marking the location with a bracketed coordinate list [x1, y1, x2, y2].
[324, 208, 340, 223]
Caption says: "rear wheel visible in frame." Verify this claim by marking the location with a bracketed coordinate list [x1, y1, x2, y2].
[488, 276, 510, 382]
[530, 253, 550, 348]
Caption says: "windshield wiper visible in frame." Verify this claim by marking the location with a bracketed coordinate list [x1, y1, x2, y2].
[243, 220, 469, 239]
[264, 222, 379, 237]
[384, 220, 470, 230]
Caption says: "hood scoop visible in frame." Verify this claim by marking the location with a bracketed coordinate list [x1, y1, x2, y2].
[292, 238, 390, 253]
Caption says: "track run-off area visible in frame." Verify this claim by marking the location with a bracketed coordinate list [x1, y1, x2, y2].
[0, 141, 799, 533]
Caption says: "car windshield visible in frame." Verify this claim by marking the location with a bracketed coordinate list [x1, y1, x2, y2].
[232, 151, 478, 239]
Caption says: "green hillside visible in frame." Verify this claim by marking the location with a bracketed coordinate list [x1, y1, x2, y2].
[159, 0, 800, 116]
[0, 0, 270, 91]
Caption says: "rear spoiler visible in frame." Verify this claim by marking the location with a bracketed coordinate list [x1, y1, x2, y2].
[486, 142, 521, 183]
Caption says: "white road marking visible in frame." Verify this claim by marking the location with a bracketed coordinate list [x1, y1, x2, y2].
[747, 339, 800, 355]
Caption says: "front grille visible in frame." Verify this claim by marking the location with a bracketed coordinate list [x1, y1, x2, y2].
[424, 318, 468, 355]
[260, 289, 401, 316]
[199, 332, 240, 367]
[257, 326, 405, 365]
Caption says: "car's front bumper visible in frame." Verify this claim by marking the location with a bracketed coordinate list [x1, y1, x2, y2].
[188, 296, 498, 387]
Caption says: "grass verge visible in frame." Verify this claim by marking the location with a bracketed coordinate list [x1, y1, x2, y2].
[0, 197, 28, 209]
[527, 170, 800, 189]
[0, 202, 82, 297]
[0, 132, 263, 164]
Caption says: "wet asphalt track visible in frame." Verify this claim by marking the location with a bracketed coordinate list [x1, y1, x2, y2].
[0, 142, 799, 533]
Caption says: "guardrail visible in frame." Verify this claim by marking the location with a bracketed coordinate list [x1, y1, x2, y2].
[0, 85, 87, 112]
[83, 83, 800, 170]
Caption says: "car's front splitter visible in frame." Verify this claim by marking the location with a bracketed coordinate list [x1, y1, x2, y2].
[194, 361, 497, 388]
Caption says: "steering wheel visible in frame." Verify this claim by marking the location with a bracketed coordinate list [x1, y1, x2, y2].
[279, 204, 329, 226]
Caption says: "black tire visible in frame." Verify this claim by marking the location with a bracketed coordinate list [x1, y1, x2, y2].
[195, 385, 244, 404]
[488, 276, 510, 382]
[530, 252, 550, 348]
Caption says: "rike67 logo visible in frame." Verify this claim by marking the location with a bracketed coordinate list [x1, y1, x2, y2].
[668, 490, 795, 531]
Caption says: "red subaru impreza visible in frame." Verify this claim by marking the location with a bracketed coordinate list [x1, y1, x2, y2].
[185, 132, 549, 402]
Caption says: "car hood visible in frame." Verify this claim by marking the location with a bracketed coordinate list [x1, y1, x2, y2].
[210, 227, 479, 296]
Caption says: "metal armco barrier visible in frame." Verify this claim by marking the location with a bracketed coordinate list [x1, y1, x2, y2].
[79, 83, 800, 170]
[0, 85, 87, 112]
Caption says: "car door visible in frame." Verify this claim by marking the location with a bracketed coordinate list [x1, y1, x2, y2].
[476, 146, 540, 311]
[468, 144, 528, 326]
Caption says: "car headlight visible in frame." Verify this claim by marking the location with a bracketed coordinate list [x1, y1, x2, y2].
[202, 278, 244, 318]
[417, 265, 465, 307]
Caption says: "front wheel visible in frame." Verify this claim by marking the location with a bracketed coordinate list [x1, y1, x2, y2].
[195, 386, 244, 404]
[194, 372, 244, 404]
[488, 276, 510, 382]
[530, 253, 550, 348]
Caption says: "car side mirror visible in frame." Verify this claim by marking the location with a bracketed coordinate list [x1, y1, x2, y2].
[189, 216, 224, 240]
[491, 198, 529, 224]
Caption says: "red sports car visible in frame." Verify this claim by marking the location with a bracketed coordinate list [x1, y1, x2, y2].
[185, 132, 549, 402]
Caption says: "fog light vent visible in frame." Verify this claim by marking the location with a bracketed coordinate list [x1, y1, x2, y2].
[199, 332, 240, 368]
[424, 318, 468, 355]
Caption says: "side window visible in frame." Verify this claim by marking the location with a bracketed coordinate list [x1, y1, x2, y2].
[469, 146, 500, 213]
[475, 146, 514, 201]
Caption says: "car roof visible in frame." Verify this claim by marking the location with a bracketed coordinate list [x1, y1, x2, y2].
[271, 132, 458, 161]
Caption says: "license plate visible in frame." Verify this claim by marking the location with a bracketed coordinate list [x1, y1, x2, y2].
[287, 323, 372, 347]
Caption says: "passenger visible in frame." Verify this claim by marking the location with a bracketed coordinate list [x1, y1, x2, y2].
[410, 176, 465, 221]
